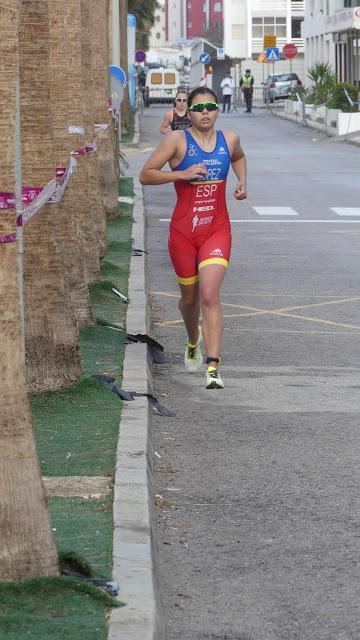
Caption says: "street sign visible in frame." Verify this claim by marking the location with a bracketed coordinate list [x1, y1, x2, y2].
[256, 51, 267, 63]
[109, 65, 127, 87]
[263, 35, 277, 50]
[110, 78, 124, 111]
[216, 47, 225, 60]
[282, 43, 298, 59]
[135, 49, 146, 63]
[200, 52, 211, 65]
[266, 47, 280, 62]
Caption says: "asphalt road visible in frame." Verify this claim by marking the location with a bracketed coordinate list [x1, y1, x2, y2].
[127, 106, 360, 640]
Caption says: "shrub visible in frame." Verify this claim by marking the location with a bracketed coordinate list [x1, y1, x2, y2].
[327, 82, 359, 112]
[307, 62, 337, 105]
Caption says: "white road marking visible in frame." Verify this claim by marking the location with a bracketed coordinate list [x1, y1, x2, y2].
[159, 219, 360, 224]
[253, 206, 298, 216]
[331, 208, 360, 216]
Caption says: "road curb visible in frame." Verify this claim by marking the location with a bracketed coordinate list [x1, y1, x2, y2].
[120, 111, 140, 150]
[273, 109, 360, 146]
[108, 179, 166, 640]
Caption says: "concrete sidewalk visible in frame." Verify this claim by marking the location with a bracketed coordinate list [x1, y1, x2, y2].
[108, 176, 165, 640]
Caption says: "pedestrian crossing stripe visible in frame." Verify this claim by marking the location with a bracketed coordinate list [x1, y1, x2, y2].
[159, 206, 360, 223]
[254, 207, 298, 216]
[330, 208, 360, 216]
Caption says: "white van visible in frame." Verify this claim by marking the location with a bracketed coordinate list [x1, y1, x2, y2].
[145, 68, 180, 105]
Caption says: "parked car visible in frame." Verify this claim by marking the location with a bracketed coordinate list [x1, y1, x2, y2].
[263, 73, 302, 103]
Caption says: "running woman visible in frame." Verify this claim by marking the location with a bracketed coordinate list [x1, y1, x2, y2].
[159, 90, 192, 134]
[140, 87, 247, 389]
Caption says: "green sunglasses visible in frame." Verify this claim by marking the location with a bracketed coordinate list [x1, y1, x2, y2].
[189, 102, 219, 113]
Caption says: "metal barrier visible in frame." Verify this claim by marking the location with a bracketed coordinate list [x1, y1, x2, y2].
[136, 84, 289, 113]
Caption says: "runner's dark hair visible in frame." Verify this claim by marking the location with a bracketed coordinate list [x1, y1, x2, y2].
[188, 86, 219, 108]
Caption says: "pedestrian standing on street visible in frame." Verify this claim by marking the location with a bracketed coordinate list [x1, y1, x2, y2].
[140, 87, 247, 389]
[159, 90, 192, 134]
[240, 69, 254, 113]
[220, 72, 235, 114]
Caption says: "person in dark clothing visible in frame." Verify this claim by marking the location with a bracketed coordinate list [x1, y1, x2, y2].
[240, 69, 254, 113]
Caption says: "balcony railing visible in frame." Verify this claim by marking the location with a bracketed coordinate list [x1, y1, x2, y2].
[291, 0, 304, 14]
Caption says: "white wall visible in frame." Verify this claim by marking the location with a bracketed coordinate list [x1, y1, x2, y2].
[223, 0, 247, 59]
[149, 2, 167, 49]
[302, 0, 343, 75]
[223, 0, 304, 83]
[167, 0, 184, 44]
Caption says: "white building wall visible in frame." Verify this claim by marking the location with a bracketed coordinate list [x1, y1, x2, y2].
[302, 0, 340, 73]
[223, 0, 305, 84]
[223, 0, 247, 59]
[149, 1, 167, 49]
[167, 0, 184, 44]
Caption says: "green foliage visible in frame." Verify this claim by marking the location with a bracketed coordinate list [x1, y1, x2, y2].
[0, 576, 120, 640]
[129, 0, 159, 51]
[288, 84, 310, 101]
[327, 82, 359, 112]
[307, 62, 337, 105]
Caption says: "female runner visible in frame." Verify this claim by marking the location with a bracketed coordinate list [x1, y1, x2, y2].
[140, 87, 247, 389]
[159, 89, 191, 134]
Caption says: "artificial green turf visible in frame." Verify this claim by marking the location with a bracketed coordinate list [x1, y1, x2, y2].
[32, 378, 120, 477]
[23, 178, 134, 637]
[0, 577, 120, 640]
[33, 182, 134, 478]
[118, 176, 135, 198]
[50, 496, 113, 579]
[80, 324, 125, 378]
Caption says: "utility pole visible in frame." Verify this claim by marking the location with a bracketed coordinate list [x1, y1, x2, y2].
[112, 0, 120, 66]
[119, 0, 131, 130]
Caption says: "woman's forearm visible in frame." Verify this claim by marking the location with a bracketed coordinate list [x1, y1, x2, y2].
[233, 156, 247, 184]
[139, 168, 183, 185]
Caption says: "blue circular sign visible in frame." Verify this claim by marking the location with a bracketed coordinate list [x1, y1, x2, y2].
[200, 53, 211, 65]
[135, 49, 147, 63]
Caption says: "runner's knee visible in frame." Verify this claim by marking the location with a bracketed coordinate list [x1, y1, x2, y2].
[201, 287, 220, 308]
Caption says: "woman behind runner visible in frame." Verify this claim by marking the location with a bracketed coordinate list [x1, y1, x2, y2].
[159, 89, 192, 134]
[140, 87, 247, 389]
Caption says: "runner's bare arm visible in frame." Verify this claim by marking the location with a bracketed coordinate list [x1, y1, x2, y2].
[139, 133, 207, 185]
[227, 132, 247, 200]
[159, 109, 173, 135]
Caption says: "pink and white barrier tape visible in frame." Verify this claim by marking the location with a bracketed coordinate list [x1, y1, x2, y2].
[1, 124, 104, 244]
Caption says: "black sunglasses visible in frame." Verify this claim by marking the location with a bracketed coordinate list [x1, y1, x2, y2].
[176, 98, 187, 102]
[189, 102, 219, 113]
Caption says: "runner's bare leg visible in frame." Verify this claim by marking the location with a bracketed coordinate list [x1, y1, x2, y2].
[178, 282, 200, 345]
[199, 264, 226, 366]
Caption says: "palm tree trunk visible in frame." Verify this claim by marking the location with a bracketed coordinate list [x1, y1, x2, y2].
[19, 0, 81, 391]
[66, 0, 102, 281]
[0, 0, 58, 580]
[90, 0, 119, 217]
[80, 0, 107, 257]
[47, 0, 93, 323]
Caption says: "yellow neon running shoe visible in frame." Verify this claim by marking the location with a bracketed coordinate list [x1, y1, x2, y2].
[205, 366, 224, 389]
[184, 326, 203, 373]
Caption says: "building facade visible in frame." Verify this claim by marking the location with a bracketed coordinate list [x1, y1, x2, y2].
[186, 0, 224, 42]
[149, 0, 167, 49]
[302, 1, 360, 87]
[223, 0, 305, 83]
[165, 0, 185, 44]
